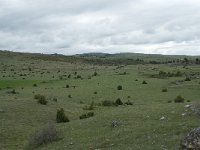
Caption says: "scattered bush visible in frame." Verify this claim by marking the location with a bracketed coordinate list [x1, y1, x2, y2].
[168, 100, 172, 103]
[68, 94, 72, 98]
[174, 95, 185, 103]
[93, 91, 97, 94]
[53, 97, 57, 102]
[102, 100, 115, 106]
[28, 124, 60, 148]
[10, 89, 17, 94]
[83, 101, 94, 110]
[66, 84, 69, 88]
[162, 88, 168, 92]
[142, 80, 147, 84]
[79, 112, 94, 119]
[56, 108, 69, 123]
[76, 75, 81, 79]
[37, 97, 47, 105]
[34, 94, 47, 105]
[93, 71, 97, 76]
[125, 100, 133, 105]
[117, 85, 122, 90]
[185, 77, 191, 81]
[33, 83, 37, 87]
[115, 98, 123, 105]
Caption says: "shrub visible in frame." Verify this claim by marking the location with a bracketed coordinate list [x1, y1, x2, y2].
[93, 91, 97, 94]
[174, 95, 185, 103]
[76, 75, 81, 79]
[142, 80, 147, 84]
[117, 85, 122, 90]
[115, 98, 123, 105]
[33, 83, 37, 87]
[79, 112, 94, 119]
[53, 97, 57, 102]
[93, 71, 97, 76]
[68, 94, 72, 98]
[168, 100, 172, 103]
[66, 84, 69, 88]
[34, 94, 47, 105]
[83, 101, 94, 110]
[162, 88, 168, 92]
[185, 77, 191, 81]
[56, 108, 69, 123]
[28, 124, 60, 148]
[125, 100, 133, 105]
[102, 100, 115, 106]
[37, 97, 47, 105]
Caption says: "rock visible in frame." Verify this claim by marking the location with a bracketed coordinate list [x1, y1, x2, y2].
[180, 127, 200, 150]
[184, 105, 191, 108]
[111, 120, 120, 128]
[160, 116, 166, 120]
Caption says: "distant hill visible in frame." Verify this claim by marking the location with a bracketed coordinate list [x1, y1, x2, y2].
[1, 50, 200, 65]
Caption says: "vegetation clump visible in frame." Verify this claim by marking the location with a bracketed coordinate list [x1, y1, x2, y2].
[142, 80, 147, 84]
[162, 88, 168, 92]
[174, 95, 185, 103]
[79, 112, 94, 119]
[102, 100, 115, 106]
[117, 85, 122, 90]
[115, 98, 123, 105]
[28, 124, 60, 148]
[125, 100, 133, 105]
[56, 108, 69, 123]
[34, 94, 47, 105]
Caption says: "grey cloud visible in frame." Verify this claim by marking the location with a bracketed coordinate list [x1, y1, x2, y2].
[0, 0, 200, 55]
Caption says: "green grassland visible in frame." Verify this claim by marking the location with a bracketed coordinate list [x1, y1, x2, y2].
[0, 50, 200, 150]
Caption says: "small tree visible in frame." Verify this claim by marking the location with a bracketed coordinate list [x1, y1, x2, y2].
[115, 98, 123, 105]
[117, 85, 122, 90]
[174, 95, 184, 103]
[56, 108, 69, 123]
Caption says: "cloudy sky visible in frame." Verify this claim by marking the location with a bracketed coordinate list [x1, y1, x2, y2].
[0, 0, 200, 55]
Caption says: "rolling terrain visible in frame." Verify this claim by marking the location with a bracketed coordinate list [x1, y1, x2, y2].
[0, 50, 200, 150]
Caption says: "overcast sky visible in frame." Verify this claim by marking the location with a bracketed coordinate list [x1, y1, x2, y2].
[0, 0, 200, 55]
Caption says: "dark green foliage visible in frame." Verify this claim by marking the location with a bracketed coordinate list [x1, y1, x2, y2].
[53, 97, 57, 102]
[102, 100, 115, 106]
[34, 94, 47, 105]
[187, 100, 191, 102]
[68, 94, 72, 98]
[185, 77, 191, 81]
[125, 100, 133, 105]
[117, 85, 122, 90]
[79, 112, 94, 119]
[56, 108, 69, 123]
[76, 75, 81, 79]
[115, 98, 123, 105]
[28, 124, 60, 148]
[10, 89, 17, 94]
[93, 91, 97, 94]
[66, 84, 69, 88]
[37, 97, 47, 105]
[33, 83, 37, 87]
[83, 101, 94, 110]
[162, 88, 168, 92]
[174, 95, 185, 103]
[142, 80, 147, 84]
[93, 71, 97, 76]
[168, 100, 172, 103]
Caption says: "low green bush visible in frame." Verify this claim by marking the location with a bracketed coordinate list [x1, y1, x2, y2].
[174, 95, 184, 103]
[79, 112, 94, 119]
[56, 108, 69, 123]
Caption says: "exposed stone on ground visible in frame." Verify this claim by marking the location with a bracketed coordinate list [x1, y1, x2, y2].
[180, 127, 200, 150]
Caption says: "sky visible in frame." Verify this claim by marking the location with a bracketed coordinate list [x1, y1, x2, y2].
[0, 0, 200, 55]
